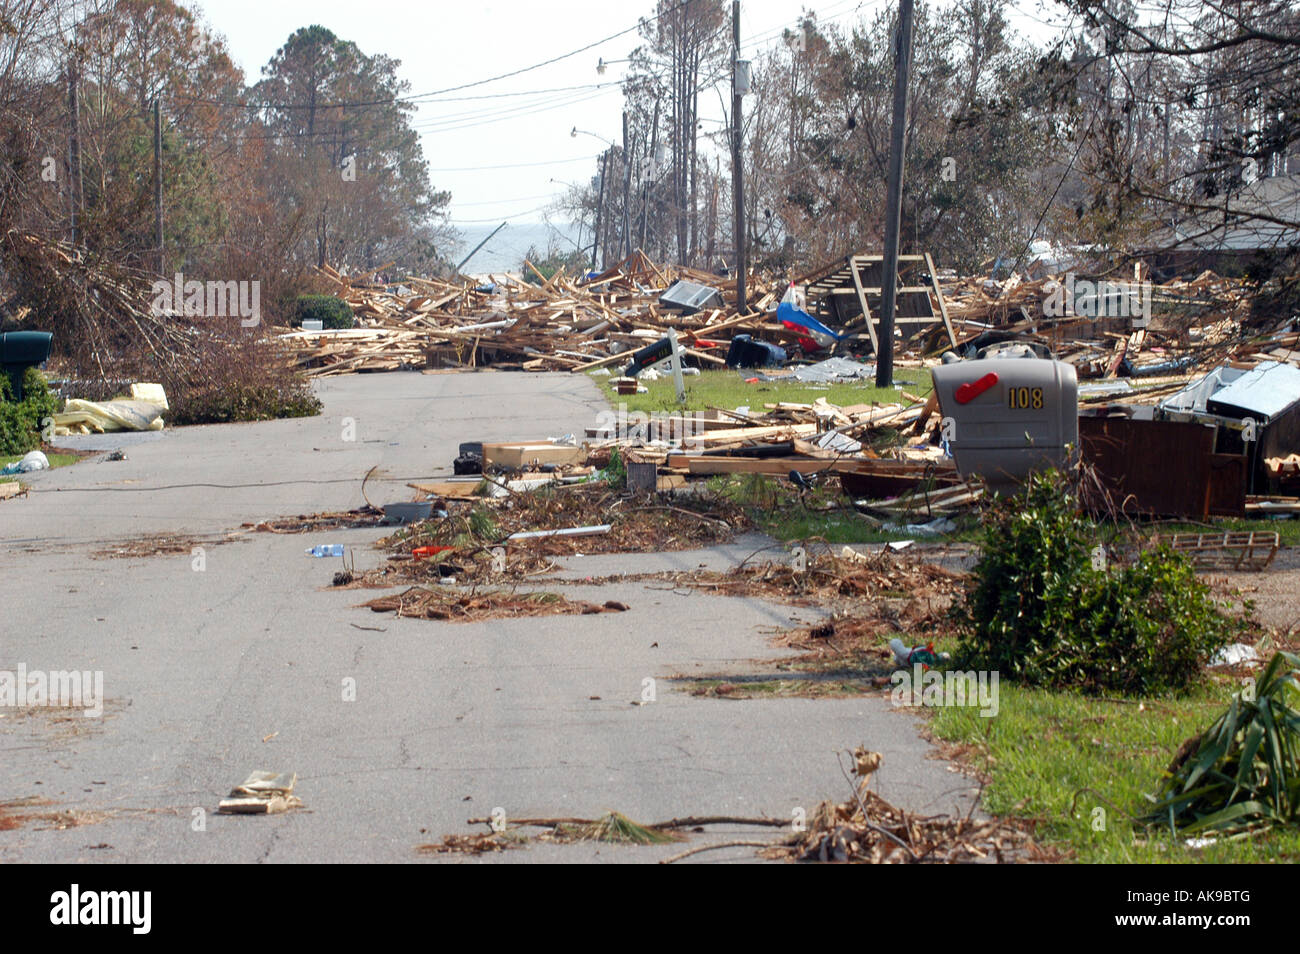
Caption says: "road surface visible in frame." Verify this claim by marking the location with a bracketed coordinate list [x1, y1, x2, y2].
[0, 371, 977, 863]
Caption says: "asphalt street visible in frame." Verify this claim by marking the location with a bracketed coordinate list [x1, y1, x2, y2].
[0, 371, 978, 863]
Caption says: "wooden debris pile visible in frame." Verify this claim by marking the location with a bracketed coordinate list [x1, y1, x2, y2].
[356, 482, 751, 586]
[938, 268, 1259, 382]
[285, 250, 784, 376]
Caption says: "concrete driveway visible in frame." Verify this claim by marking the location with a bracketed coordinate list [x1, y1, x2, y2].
[0, 371, 977, 863]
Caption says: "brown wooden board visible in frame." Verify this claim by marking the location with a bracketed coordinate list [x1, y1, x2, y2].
[1078, 416, 1246, 518]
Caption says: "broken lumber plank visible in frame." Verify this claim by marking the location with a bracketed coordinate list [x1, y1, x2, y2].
[681, 423, 819, 446]
[666, 455, 957, 477]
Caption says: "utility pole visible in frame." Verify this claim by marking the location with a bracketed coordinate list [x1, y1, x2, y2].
[456, 221, 507, 274]
[592, 149, 609, 270]
[640, 95, 660, 251]
[154, 98, 164, 273]
[67, 55, 82, 244]
[876, 0, 915, 388]
[731, 0, 747, 313]
[620, 110, 632, 259]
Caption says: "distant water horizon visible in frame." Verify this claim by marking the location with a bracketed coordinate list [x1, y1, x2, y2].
[450, 221, 586, 276]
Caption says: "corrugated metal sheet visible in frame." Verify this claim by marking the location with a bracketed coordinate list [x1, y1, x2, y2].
[1206, 362, 1300, 422]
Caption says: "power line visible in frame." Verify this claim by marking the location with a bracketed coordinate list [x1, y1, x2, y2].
[428, 153, 600, 172]
[175, 87, 617, 143]
[411, 88, 616, 134]
[451, 192, 563, 208]
[449, 203, 553, 224]
[170, 3, 690, 113]
[415, 81, 617, 103]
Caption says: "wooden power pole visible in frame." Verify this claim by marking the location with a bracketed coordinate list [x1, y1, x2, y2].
[731, 0, 747, 313]
[620, 110, 632, 259]
[67, 56, 82, 244]
[154, 98, 164, 273]
[592, 149, 609, 270]
[876, 0, 915, 388]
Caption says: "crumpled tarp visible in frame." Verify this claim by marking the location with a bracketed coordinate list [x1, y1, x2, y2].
[52, 383, 168, 435]
[756, 356, 875, 384]
[1, 450, 48, 475]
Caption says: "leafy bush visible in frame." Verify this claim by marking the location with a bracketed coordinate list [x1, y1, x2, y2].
[521, 245, 589, 286]
[294, 295, 354, 330]
[954, 470, 1245, 695]
[0, 368, 58, 456]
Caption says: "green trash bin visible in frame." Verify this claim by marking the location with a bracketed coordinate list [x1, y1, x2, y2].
[0, 331, 53, 401]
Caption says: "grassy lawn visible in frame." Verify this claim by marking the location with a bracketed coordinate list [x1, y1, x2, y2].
[595, 366, 933, 414]
[1, 450, 80, 483]
[928, 678, 1300, 862]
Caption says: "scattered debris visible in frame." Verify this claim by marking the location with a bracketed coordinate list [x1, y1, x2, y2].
[769, 785, 1043, 863]
[1, 449, 47, 474]
[1156, 531, 1280, 571]
[55, 391, 166, 435]
[92, 532, 242, 559]
[216, 770, 303, 815]
[436, 811, 788, 855]
[360, 587, 629, 622]
[0, 797, 178, 832]
[246, 507, 386, 534]
[0, 481, 28, 500]
[1209, 643, 1261, 668]
[416, 831, 527, 855]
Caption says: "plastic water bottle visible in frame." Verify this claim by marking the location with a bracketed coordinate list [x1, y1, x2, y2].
[306, 544, 345, 558]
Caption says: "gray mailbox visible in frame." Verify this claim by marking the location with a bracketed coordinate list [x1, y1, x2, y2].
[930, 356, 1078, 490]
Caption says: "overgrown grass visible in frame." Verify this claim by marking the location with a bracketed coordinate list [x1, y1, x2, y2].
[596, 367, 931, 414]
[928, 680, 1300, 862]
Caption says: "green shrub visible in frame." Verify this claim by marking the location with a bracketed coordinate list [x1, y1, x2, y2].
[0, 368, 58, 456]
[521, 245, 589, 286]
[954, 470, 1245, 696]
[294, 295, 354, 330]
[604, 446, 627, 488]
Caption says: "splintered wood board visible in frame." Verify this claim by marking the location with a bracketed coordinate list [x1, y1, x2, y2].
[408, 480, 486, 500]
[0, 482, 25, 500]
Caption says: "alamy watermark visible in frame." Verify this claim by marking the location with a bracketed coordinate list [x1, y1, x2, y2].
[150, 272, 260, 327]
[0, 663, 103, 717]
[890, 664, 999, 717]
[1043, 272, 1151, 329]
